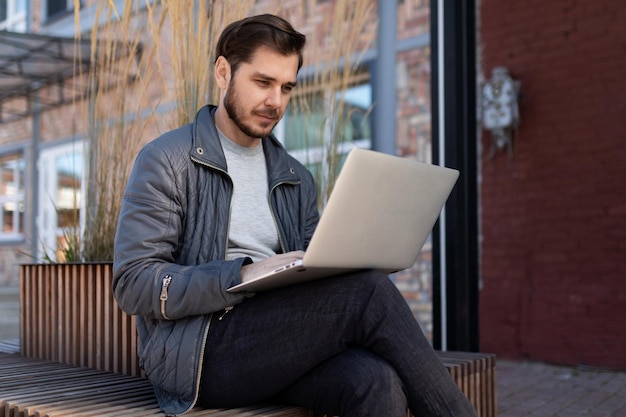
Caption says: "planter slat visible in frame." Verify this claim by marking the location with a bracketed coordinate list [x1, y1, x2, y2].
[20, 263, 141, 377]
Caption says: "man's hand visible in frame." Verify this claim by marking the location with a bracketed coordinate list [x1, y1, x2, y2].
[240, 251, 305, 283]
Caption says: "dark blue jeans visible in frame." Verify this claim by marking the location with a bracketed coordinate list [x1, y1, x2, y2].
[198, 271, 476, 417]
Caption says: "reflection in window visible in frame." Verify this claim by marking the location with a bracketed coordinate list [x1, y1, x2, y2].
[46, 0, 72, 19]
[276, 81, 372, 207]
[0, 152, 25, 239]
[55, 153, 82, 261]
[283, 83, 372, 152]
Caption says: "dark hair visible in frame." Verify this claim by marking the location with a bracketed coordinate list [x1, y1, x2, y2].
[215, 14, 306, 74]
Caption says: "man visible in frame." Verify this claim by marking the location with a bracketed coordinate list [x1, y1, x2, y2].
[113, 13, 476, 417]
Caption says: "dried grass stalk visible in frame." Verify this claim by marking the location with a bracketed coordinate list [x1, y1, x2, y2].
[287, 0, 377, 208]
[74, 1, 254, 261]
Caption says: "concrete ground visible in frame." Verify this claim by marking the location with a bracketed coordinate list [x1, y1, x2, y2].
[497, 359, 626, 417]
[1, 286, 625, 416]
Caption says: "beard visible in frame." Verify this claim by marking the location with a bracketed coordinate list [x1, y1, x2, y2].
[223, 78, 281, 139]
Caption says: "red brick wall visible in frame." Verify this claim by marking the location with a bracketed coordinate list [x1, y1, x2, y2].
[479, 0, 626, 369]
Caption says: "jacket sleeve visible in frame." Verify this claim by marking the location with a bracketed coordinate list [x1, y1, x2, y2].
[112, 139, 249, 320]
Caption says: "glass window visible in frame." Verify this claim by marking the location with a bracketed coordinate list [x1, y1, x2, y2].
[283, 83, 372, 151]
[0, 152, 25, 240]
[46, 0, 71, 19]
[0, 0, 26, 31]
[38, 143, 85, 262]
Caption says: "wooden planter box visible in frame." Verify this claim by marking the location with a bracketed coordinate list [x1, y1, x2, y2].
[19, 263, 141, 376]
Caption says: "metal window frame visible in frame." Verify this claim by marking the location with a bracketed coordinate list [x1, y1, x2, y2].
[431, 0, 480, 352]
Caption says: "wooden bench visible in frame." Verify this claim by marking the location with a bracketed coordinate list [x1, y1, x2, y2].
[16, 263, 496, 417]
[0, 351, 312, 417]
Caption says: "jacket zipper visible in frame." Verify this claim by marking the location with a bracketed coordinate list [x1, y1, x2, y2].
[160, 275, 172, 320]
[186, 156, 233, 414]
[218, 306, 234, 320]
[192, 154, 297, 254]
[183, 313, 213, 415]
[268, 180, 300, 253]
[159, 275, 219, 414]
[190, 156, 233, 256]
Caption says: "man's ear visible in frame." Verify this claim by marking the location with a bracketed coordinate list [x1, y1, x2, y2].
[214, 56, 231, 90]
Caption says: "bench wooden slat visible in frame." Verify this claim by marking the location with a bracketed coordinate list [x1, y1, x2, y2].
[185, 406, 312, 417]
[37, 387, 156, 417]
[0, 367, 118, 386]
[38, 395, 160, 417]
[34, 394, 157, 417]
[6, 379, 149, 414]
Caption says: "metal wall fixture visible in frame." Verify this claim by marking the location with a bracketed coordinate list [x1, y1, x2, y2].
[481, 67, 521, 158]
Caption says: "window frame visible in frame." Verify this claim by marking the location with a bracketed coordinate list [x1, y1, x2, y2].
[0, 0, 27, 31]
[275, 71, 373, 166]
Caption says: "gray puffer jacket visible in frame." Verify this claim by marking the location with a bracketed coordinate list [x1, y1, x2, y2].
[112, 105, 319, 416]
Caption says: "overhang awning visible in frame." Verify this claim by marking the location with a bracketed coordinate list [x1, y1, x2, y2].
[0, 30, 135, 123]
[0, 30, 92, 122]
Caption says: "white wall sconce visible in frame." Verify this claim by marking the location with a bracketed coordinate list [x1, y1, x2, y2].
[481, 67, 521, 158]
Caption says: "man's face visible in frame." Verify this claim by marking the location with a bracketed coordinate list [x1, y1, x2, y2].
[222, 46, 299, 140]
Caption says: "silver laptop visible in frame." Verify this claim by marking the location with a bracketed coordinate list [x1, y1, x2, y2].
[227, 147, 459, 293]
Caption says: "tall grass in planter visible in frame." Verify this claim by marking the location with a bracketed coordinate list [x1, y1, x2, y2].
[279, 0, 377, 208]
[73, 0, 253, 261]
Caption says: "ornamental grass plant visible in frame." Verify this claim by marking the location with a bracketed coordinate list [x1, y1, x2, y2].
[72, 1, 253, 261]
[69, 0, 375, 261]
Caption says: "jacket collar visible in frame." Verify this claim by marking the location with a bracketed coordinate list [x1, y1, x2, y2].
[190, 105, 302, 185]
